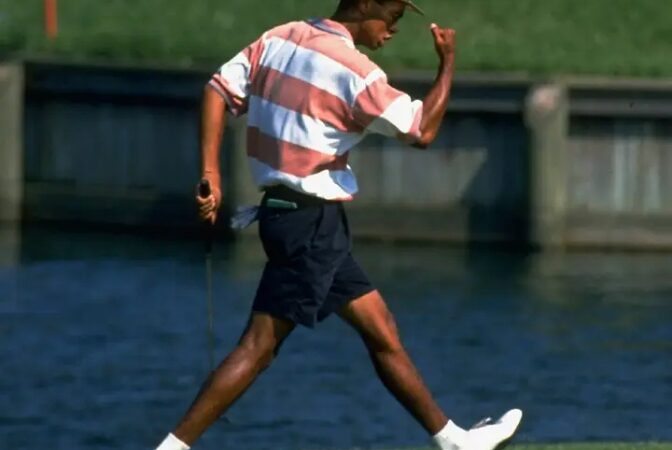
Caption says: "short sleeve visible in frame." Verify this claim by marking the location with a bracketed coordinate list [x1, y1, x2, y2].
[352, 71, 423, 143]
[208, 36, 265, 117]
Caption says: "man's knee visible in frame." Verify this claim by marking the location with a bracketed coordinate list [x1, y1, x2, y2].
[339, 290, 404, 353]
[237, 330, 277, 371]
[237, 314, 294, 371]
[363, 308, 404, 354]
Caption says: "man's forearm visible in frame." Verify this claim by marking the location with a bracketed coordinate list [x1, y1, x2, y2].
[201, 85, 228, 187]
[417, 58, 454, 147]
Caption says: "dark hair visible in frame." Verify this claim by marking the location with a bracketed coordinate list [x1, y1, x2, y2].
[336, 0, 358, 10]
[336, 0, 387, 12]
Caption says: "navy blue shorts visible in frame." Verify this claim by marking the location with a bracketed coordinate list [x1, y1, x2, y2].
[252, 188, 375, 328]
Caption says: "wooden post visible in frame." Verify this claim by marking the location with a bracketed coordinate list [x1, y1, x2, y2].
[525, 83, 569, 250]
[44, 0, 58, 39]
[0, 63, 24, 225]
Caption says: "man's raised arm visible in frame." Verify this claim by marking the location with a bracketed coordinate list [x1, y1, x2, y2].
[415, 24, 456, 149]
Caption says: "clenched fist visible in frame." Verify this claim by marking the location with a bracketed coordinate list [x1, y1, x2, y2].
[430, 23, 456, 63]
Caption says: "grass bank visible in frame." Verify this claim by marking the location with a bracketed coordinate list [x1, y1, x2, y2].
[511, 445, 672, 450]
[402, 445, 672, 450]
[1, 0, 672, 76]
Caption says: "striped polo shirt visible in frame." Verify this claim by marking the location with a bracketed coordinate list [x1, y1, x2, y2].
[209, 18, 424, 200]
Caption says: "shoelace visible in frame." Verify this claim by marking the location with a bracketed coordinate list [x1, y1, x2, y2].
[471, 417, 494, 429]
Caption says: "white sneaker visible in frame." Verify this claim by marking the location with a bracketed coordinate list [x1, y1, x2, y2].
[463, 408, 523, 450]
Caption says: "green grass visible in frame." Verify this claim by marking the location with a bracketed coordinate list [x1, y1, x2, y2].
[1, 0, 672, 76]
[525, 446, 672, 450]
[401, 445, 672, 450]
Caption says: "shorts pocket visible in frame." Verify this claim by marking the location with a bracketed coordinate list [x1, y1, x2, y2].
[258, 206, 322, 262]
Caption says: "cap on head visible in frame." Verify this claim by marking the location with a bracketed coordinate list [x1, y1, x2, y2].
[399, 0, 425, 15]
[336, 0, 425, 17]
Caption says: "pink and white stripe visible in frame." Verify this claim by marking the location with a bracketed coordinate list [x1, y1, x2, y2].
[209, 19, 423, 200]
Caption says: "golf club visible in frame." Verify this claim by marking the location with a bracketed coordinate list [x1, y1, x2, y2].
[198, 179, 215, 373]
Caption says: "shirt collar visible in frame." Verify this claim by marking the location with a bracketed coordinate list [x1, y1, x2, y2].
[307, 18, 354, 43]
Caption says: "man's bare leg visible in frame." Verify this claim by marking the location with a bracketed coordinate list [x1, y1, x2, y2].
[161, 313, 295, 447]
[338, 290, 448, 434]
[337, 290, 523, 450]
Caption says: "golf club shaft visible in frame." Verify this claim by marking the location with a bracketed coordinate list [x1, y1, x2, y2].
[198, 179, 215, 372]
[197, 180, 231, 424]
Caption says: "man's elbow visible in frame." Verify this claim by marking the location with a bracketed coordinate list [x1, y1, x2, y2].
[414, 130, 437, 149]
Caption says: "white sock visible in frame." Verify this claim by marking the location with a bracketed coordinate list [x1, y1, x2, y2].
[156, 433, 190, 450]
[433, 420, 468, 450]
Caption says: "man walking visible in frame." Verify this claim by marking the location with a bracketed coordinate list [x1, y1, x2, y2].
[155, 1, 522, 449]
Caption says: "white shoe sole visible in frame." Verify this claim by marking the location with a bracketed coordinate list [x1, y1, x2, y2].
[491, 409, 523, 450]
[469, 408, 523, 450]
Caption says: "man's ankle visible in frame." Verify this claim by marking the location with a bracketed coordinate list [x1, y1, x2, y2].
[433, 420, 467, 450]
[155, 433, 190, 450]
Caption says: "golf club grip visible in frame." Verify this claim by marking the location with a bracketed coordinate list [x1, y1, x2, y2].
[198, 179, 211, 198]
[198, 179, 214, 253]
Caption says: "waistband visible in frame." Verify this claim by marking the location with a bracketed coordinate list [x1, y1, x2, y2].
[262, 185, 341, 208]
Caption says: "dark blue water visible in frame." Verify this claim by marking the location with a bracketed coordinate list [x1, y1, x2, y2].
[1, 226, 671, 450]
